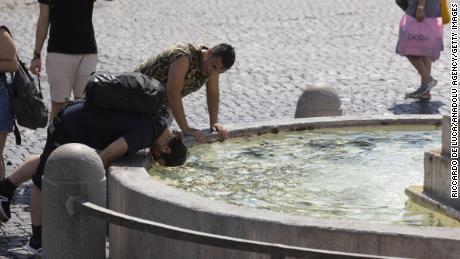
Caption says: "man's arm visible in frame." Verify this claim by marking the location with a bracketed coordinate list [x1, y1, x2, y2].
[206, 74, 228, 139]
[167, 56, 206, 142]
[99, 137, 129, 167]
[30, 3, 50, 76]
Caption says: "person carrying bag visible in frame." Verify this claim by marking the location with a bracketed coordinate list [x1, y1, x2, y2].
[0, 25, 18, 180]
[395, 0, 445, 100]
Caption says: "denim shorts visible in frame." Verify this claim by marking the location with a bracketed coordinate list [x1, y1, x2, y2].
[0, 75, 13, 132]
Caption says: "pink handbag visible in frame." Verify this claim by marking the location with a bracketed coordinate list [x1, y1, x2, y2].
[397, 14, 444, 61]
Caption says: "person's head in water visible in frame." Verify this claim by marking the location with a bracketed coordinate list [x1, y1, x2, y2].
[150, 129, 189, 166]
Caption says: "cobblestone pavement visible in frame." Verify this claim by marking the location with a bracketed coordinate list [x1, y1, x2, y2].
[0, 0, 454, 257]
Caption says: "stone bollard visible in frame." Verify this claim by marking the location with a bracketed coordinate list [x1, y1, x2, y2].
[42, 143, 106, 259]
[294, 83, 342, 118]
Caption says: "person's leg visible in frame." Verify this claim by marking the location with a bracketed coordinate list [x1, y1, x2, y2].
[407, 56, 430, 85]
[1, 104, 65, 191]
[405, 56, 438, 98]
[72, 54, 97, 99]
[7, 155, 41, 186]
[421, 56, 435, 96]
[0, 155, 40, 222]
[26, 153, 50, 253]
[0, 76, 14, 180]
[28, 184, 42, 253]
[50, 101, 66, 122]
[26, 145, 57, 254]
[46, 53, 79, 121]
[422, 56, 432, 76]
[30, 185, 41, 225]
[0, 132, 7, 180]
[26, 110, 68, 253]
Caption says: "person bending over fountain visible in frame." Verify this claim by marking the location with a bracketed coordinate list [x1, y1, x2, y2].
[0, 99, 189, 254]
[135, 43, 236, 143]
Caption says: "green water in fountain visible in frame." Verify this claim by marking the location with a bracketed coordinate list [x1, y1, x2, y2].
[150, 126, 460, 227]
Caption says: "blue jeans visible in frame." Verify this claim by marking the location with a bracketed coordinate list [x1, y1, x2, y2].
[0, 75, 13, 132]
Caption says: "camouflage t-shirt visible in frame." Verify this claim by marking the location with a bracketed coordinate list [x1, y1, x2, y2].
[135, 43, 209, 99]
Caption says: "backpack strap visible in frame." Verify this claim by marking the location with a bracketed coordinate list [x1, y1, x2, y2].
[37, 75, 43, 98]
[12, 121, 21, 145]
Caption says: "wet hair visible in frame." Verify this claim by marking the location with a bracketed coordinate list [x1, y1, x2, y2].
[210, 43, 235, 71]
[162, 132, 189, 166]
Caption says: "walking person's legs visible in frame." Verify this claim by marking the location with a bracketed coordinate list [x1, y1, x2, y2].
[421, 56, 436, 96]
[406, 56, 437, 98]
[421, 56, 432, 77]
[72, 54, 97, 99]
[407, 56, 430, 85]
[46, 53, 94, 120]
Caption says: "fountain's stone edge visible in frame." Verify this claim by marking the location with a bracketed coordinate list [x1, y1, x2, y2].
[185, 114, 443, 145]
[107, 115, 460, 259]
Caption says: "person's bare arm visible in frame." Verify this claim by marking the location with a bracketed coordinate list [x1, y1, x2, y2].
[416, 0, 426, 22]
[0, 28, 17, 73]
[30, 3, 50, 76]
[206, 74, 228, 139]
[167, 56, 206, 142]
[99, 137, 129, 167]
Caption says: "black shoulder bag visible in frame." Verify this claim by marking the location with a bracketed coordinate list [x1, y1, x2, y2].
[8, 58, 49, 145]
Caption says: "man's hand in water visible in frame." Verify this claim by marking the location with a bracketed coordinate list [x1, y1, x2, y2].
[183, 127, 206, 143]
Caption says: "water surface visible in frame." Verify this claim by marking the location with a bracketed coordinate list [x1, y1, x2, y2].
[150, 126, 459, 227]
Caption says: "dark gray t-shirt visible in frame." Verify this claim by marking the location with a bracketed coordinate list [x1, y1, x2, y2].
[406, 0, 441, 18]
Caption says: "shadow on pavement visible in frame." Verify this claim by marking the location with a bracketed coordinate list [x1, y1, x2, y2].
[0, 234, 35, 258]
[389, 100, 445, 115]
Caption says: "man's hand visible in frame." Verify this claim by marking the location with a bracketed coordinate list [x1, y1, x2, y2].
[416, 8, 425, 22]
[183, 127, 206, 143]
[211, 122, 228, 140]
[30, 58, 41, 76]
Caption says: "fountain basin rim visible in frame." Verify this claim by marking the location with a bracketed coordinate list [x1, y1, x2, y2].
[184, 114, 443, 145]
[109, 163, 460, 240]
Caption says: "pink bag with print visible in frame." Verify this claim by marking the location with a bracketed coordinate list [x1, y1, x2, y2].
[397, 14, 443, 61]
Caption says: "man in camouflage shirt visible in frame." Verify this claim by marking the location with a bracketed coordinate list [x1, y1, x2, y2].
[135, 43, 235, 143]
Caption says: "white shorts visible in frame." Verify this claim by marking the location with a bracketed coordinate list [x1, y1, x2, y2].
[46, 52, 97, 102]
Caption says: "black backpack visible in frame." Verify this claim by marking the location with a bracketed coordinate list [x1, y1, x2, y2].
[84, 72, 166, 118]
[9, 60, 49, 131]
